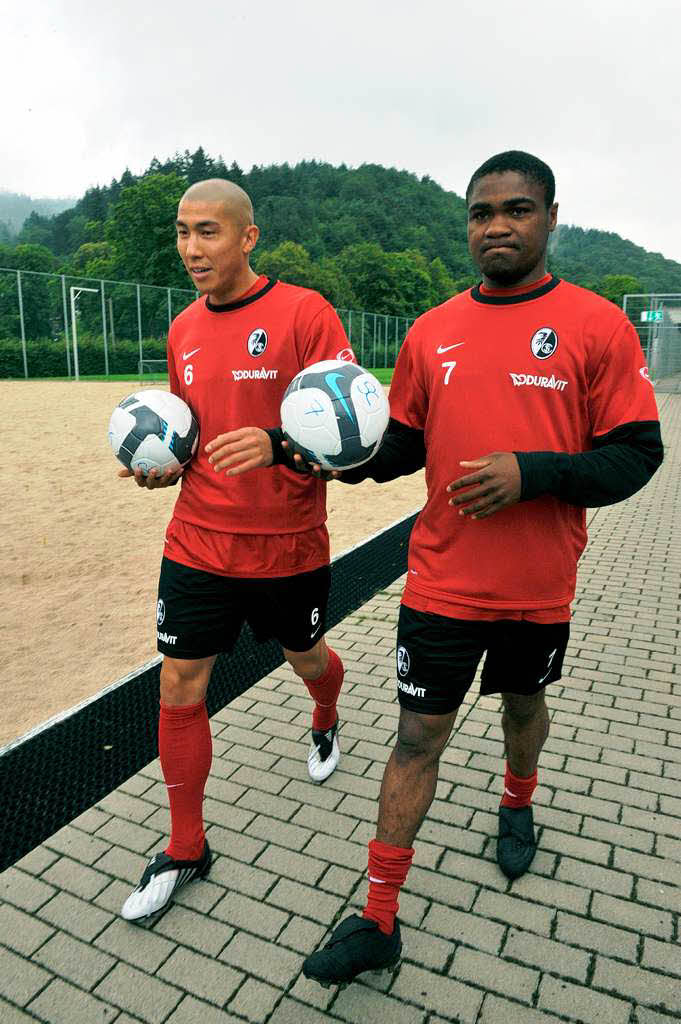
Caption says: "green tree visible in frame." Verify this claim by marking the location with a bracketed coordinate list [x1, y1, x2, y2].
[105, 172, 187, 286]
[595, 273, 643, 309]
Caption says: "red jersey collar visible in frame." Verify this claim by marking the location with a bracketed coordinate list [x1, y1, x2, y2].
[206, 275, 276, 312]
[471, 273, 561, 306]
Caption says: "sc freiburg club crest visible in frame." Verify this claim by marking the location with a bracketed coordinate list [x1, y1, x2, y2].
[531, 327, 558, 359]
[247, 328, 268, 357]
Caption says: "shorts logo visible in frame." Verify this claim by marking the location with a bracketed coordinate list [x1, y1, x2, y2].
[640, 366, 652, 383]
[397, 645, 410, 677]
[531, 327, 558, 359]
[398, 680, 426, 698]
[157, 631, 177, 645]
[336, 347, 356, 362]
[247, 329, 268, 357]
[157, 599, 165, 625]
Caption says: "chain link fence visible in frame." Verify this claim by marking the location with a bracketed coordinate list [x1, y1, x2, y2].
[623, 293, 681, 393]
[0, 268, 416, 379]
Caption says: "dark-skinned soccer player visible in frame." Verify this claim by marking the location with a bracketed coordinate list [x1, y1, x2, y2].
[295, 151, 663, 986]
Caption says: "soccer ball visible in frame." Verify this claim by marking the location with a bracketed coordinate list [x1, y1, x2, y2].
[108, 390, 199, 475]
[281, 360, 390, 470]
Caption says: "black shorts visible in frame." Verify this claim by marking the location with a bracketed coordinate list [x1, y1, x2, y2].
[395, 605, 570, 715]
[156, 557, 331, 659]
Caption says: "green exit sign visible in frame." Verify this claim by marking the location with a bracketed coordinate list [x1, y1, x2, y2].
[640, 310, 664, 322]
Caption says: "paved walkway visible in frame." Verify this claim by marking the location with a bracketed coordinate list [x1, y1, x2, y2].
[1, 395, 680, 1024]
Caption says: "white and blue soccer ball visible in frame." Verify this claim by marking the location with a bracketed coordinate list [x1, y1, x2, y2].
[108, 389, 199, 475]
[281, 360, 390, 470]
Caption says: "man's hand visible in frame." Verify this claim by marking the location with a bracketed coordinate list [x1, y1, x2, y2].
[118, 467, 183, 489]
[281, 440, 342, 480]
[447, 452, 521, 519]
[205, 427, 274, 476]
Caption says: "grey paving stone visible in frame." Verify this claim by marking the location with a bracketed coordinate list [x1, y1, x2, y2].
[478, 994, 563, 1024]
[12, 845, 60, 876]
[228, 977, 281, 1023]
[205, 825, 266, 864]
[266, 877, 343, 923]
[27, 979, 119, 1023]
[642, 936, 681, 977]
[0, 867, 56, 913]
[94, 962, 183, 1022]
[538, 973, 632, 1024]
[157, 946, 243, 1007]
[592, 956, 681, 1014]
[212, 891, 289, 940]
[152, 905, 234, 958]
[555, 857, 634, 898]
[220, 931, 302, 988]
[503, 927, 591, 982]
[278, 915, 327, 955]
[554, 912, 639, 962]
[0, 946, 52, 1007]
[207, 857, 277, 899]
[43, 827, 110, 866]
[0, 903, 55, 956]
[614, 848, 681, 887]
[36, 890, 113, 943]
[333, 983, 425, 1024]
[41, 855, 112, 901]
[165, 994, 245, 1023]
[473, 890, 555, 936]
[451, 945, 539, 1003]
[33, 930, 116, 989]
[0, 996, 41, 1022]
[391, 963, 483, 1022]
[95, 917, 176, 971]
[422, 903, 505, 955]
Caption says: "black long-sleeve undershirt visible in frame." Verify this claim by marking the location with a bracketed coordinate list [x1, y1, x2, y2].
[269, 416, 663, 508]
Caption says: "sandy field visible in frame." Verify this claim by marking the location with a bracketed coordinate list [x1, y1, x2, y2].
[1, 381, 426, 746]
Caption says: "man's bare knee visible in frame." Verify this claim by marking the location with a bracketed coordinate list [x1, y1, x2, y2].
[502, 691, 546, 725]
[160, 657, 214, 705]
[394, 708, 456, 765]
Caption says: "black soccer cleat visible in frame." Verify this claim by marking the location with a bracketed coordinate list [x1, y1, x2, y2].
[307, 719, 340, 783]
[302, 914, 401, 988]
[121, 840, 212, 920]
[497, 805, 537, 879]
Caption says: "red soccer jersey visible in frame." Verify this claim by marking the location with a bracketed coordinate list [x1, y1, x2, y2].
[165, 277, 353, 577]
[390, 275, 659, 616]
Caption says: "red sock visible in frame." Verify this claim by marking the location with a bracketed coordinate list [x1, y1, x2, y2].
[501, 763, 538, 809]
[159, 699, 212, 861]
[363, 838, 414, 935]
[304, 647, 344, 731]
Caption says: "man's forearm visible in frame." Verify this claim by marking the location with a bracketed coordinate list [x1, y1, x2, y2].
[516, 420, 663, 507]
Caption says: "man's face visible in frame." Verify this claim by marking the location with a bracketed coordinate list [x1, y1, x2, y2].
[467, 171, 557, 287]
[175, 199, 257, 301]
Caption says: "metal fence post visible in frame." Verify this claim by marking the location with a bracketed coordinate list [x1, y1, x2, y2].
[348, 309, 352, 350]
[108, 298, 115, 350]
[100, 281, 109, 376]
[61, 275, 71, 377]
[136, 283, 143, 372]
[358, 309, 364, 366]
[17, 271, 28, 379]
[167, 288, 172, 330]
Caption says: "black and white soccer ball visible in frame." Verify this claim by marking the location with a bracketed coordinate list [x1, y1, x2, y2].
[108, 389, 199, 475]
[281, 360, 390, 470]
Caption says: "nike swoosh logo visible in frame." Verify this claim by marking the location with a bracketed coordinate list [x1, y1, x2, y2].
[182, 348, 200, 360]
[437, 343, 465, 354]
[310, 625, 322, 640]
[325, 372, 355, 423]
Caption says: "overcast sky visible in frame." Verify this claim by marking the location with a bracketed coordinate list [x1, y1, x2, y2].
[2, 0, 679, 260]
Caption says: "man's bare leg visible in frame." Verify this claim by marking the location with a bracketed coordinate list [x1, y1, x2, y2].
[497, 689, 549, 879]
[376, 707, 458, 848]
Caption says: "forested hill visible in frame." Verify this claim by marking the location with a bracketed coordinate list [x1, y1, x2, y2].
[0, 191, 74, 240]
[3, 148, 680, 316]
